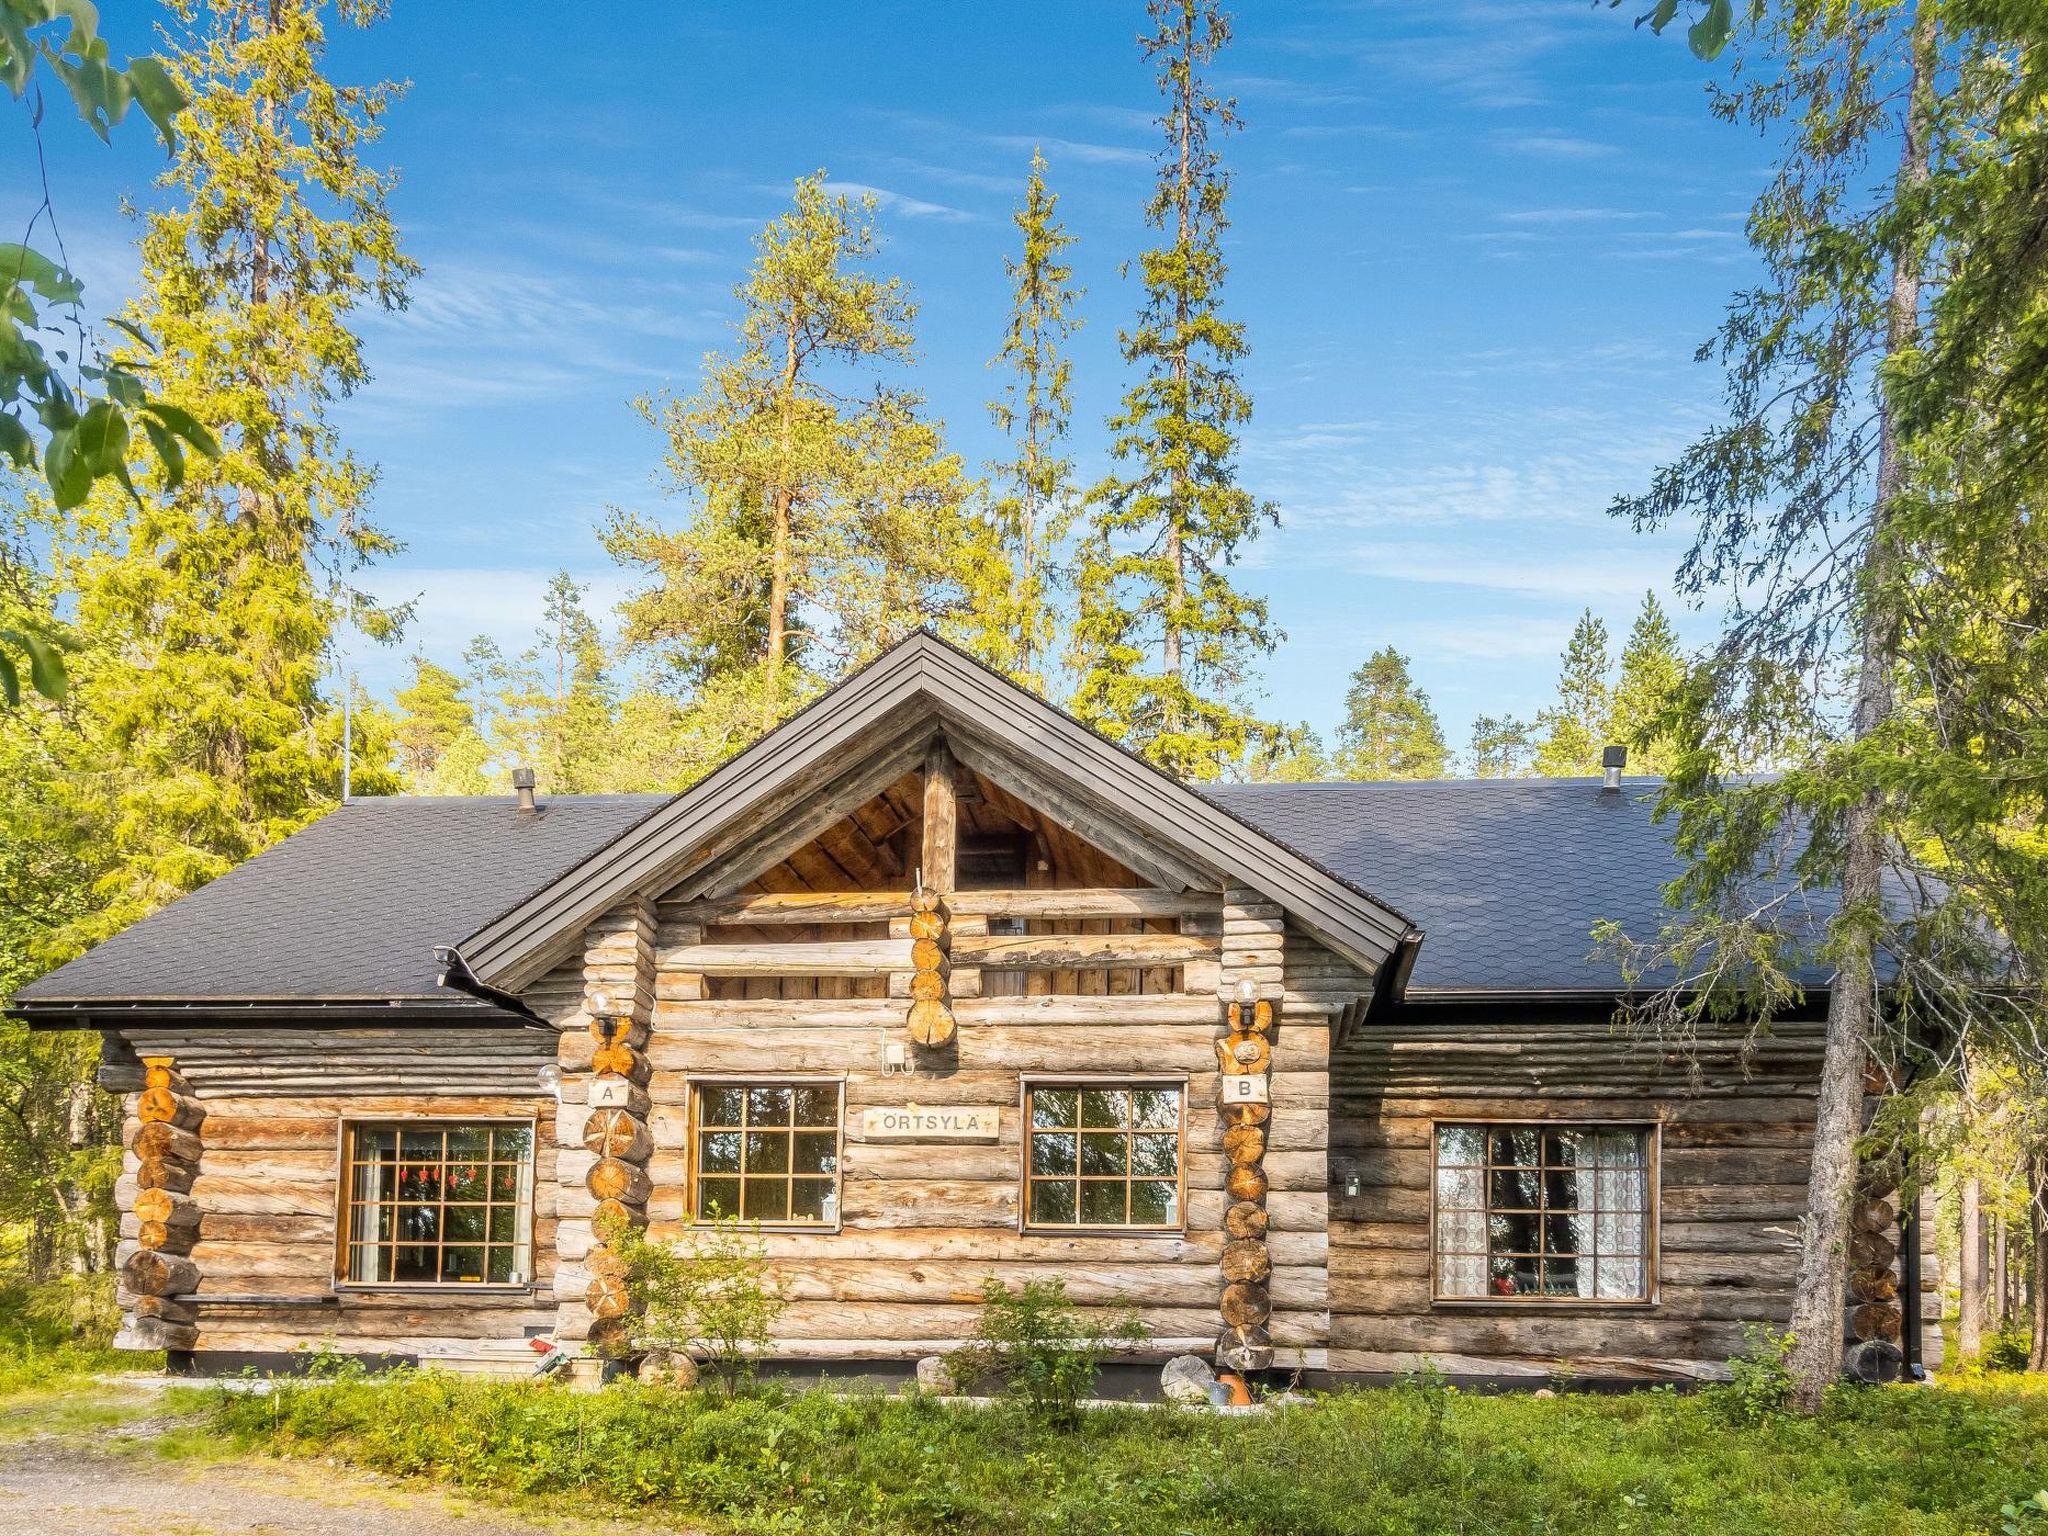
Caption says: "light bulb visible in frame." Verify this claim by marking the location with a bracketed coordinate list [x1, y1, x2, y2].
[1234, 976, 1259, 1006]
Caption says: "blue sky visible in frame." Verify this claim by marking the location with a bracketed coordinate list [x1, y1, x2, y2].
[16, 1, 1770, 752]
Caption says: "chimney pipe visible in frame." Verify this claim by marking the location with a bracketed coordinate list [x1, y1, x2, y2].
[1600, 744, 1626, 793]
[511, 766, 537, 814]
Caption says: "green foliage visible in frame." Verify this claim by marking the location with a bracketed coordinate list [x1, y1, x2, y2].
[947, 1277, 1146, 1425]
[2001, 1489, 2048, 1536]
[390, 655, 473, 789]
[1235, 721, 1332, 782]
[1468, 713, 1535, 778]
[1334, 646, 1448, 780]
[206, 1368, 2048, 1536]
[1533, 610, 1613, 777]
[1069, 0, 1278, 781]
[1610, 592, 1685, 774]
[608, 173, 976, 741]
[966, 149, 1083, 693]
[1714, 1324, 1797, 1427]
[615, 1217, 785, 1398]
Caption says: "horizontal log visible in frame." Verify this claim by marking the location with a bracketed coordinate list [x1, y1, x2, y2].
[123, 1249, 200, 1298]
[131, 1121, 204, 1162]
[114, 1316, 198, 1352]
[952, 932, 1216, 970]
[658, 939, 913, 977]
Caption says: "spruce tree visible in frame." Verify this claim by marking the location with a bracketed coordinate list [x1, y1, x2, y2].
[499, 573, 616, 794]
[391, 657, 473, 788]
[607, 174, 972, 741]
[52, 0, 411, 948]
[1608, 591, 1685, 775]
[969, 150, 1083, 692]
[1334, 647, 1449, 780]
[1237, 724, 1332, 783]
[1533, 611, 1613, 777]
[1468, 715, 1536, 779]
[1069, 0, 1277, 780]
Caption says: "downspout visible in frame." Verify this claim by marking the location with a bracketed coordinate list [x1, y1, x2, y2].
[1901, 1150, 1925, 1380]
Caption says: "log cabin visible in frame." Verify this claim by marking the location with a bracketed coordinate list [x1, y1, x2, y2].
[8, 632, 1939, 1385]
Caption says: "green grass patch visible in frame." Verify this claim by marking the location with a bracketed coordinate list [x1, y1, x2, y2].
[203, 1370, 2048, 1536]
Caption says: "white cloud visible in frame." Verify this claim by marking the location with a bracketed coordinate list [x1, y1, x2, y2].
[821, 181, 976, 223]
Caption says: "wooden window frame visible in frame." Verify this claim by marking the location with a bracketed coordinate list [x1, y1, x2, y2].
[1018, 1074, 1189, 1236]
[683, 1074, 846, 1233]
[1427, 1117, 1662, 1310]
[333, 1116, 539, 1293]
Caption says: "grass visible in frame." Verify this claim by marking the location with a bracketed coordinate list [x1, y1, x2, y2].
[198, 1368, 2048, 1536]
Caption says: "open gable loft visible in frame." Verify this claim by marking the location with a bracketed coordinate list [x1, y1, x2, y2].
[448, 631, 1419, 1001]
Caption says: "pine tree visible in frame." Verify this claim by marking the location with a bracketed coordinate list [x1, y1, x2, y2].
[1334, 647, 1448, 780]
[1069, 0, 1277, 780]
[1608, 591, 1685, 775]
[606, 174, 972, 737]
[968, 150, 1083, 692]
[499, 573, 616, 794]
[1237, 724, 1331, 783]
[1533, 611, 1613, 777]
[391, 657, 472, 789]
[51, 0, 411, 948]
[1468, 715, 1536, 779]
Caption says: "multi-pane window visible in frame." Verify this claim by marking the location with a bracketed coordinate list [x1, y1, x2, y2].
[1025, 1082, 1183, 1230]
[341, 1122, 534, 1286]
[692, 1081, 842, 1225]
[1434, 1124, 1654, 1302]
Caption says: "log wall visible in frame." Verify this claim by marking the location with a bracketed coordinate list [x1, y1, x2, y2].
[1327, 1011, 1827, 1381]
[113, 1025, 558, 1358]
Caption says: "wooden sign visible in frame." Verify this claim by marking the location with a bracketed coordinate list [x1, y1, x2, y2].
[860, 1105, 1000, 1142]
[589, 1077, 635, 1109]
[1219, 1073, 1270, 1106]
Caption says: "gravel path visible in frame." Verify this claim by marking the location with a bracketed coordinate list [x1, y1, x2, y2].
[0, 1425, 672, 1536]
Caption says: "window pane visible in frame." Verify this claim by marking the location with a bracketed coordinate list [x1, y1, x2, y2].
[1131, 1133, 1179, 1178]
[1029, 1181, 1076, 1225]
[792, 1131, 837, 1176]
[1437, 1164, 1483, 1211]
[397, 1204, 440, 1243]
[356, 1126, 398, 1159]
[447, 1127, 491, 1160]
[1437, 1126, 1485, 1166]
[741, 1179, 790, 1221]
[1079, 1182, 1126, 1224]
[1490, 1255, 1540, 1297]
[1080, 1090, 1127, 1128]
[789, 1178, 832, 1222]
[1131, 1089, 1179, 1130]
[444, 1204, 487, 1243]
[699, 1130, 742, 1174]
[745, 1130, 790, 1174]
[1130, 1180, 1177, 1225]
[400, 1129, 444, 1161]
[487, 1246, 518, 1283]
[747, 1087, 792, 1124]
[489, 1204, 522, 1243]
[445, 1162, 488, 1201]
[697, 1177, 740, 1218]
[440, 1246, 486, 1283]
[793, 1085, 838, 1127]
[1489, 1128, 1539, 1167]
[1543, 1129, 1587, 1169]
[699, 1086, 745, 1126]
[492, 1126, 534, 1161]
[1031, 1132, 1076, 1176]
[392, 1244, 437, 1282]
[1032, 1090, 1077, 1129]
[1080, 1132, 1127, 1176]
[488, 1164, 521, 1201]
[1489, 1167, 1541, 1210]
[1438, 1252, 1486, 1297]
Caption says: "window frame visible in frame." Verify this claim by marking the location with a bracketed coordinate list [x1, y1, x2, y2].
[1427, 1117, 1662, 1310]
[332, 1115, 540, 1292]
[1017, 1074, 1190, 1236]
[683, 1074, 846, 1232]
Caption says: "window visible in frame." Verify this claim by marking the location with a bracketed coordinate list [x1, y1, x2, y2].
[340, 1122, 534, 1286]
[691, 1081, 842, 1225]
[1433, 1123, 1654, 1303]
[1025, 1082, 1184, 1230]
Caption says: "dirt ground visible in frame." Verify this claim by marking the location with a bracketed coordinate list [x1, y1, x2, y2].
[0, 1407, 670, 1536]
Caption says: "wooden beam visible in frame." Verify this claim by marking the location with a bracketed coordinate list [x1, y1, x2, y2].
[664, 891, 914, 926]
[950, 931, 1217, 970]
[664, 886, 1218, 927]
[657, 938, 913, 977]
[921, 739, 957, 896]
[948, 888, 1219, 920]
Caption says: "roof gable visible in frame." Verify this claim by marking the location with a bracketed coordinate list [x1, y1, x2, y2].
[455, 632, 1417, 993]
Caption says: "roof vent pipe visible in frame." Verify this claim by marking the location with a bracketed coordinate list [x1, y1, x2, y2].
[511, 766, 537, 815]
[1600, 745, 1626, 793]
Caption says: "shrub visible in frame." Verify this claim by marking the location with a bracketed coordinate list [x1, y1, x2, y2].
[1715, 1324, 1795, 1425]
[1982, 1324, 2033, 1374]
[614, 1216, 785, 1397]
[947, 1277, 1146, 1423]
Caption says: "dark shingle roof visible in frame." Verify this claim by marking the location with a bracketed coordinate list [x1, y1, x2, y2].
[1208, 778, 1834, 995]
[13, 777, 1835, 1009]
[12, 794, 667, 1008]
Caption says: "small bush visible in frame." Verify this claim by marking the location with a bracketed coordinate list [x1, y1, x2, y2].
[947, 1277, 1146, 1423]
[1982, 1325, 2034, 1374]
[1714, 1323, 1795, 1425]
[615, 1216, 785, 1397]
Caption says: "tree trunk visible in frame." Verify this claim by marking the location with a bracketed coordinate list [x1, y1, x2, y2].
[1960, 1174, 1985, 1358]
[1161, 2, 1194, 729]
[2029, 1144, 2047, 1372]
[1783, 0, 1934, 1415]
[767, 318, 800, 719]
